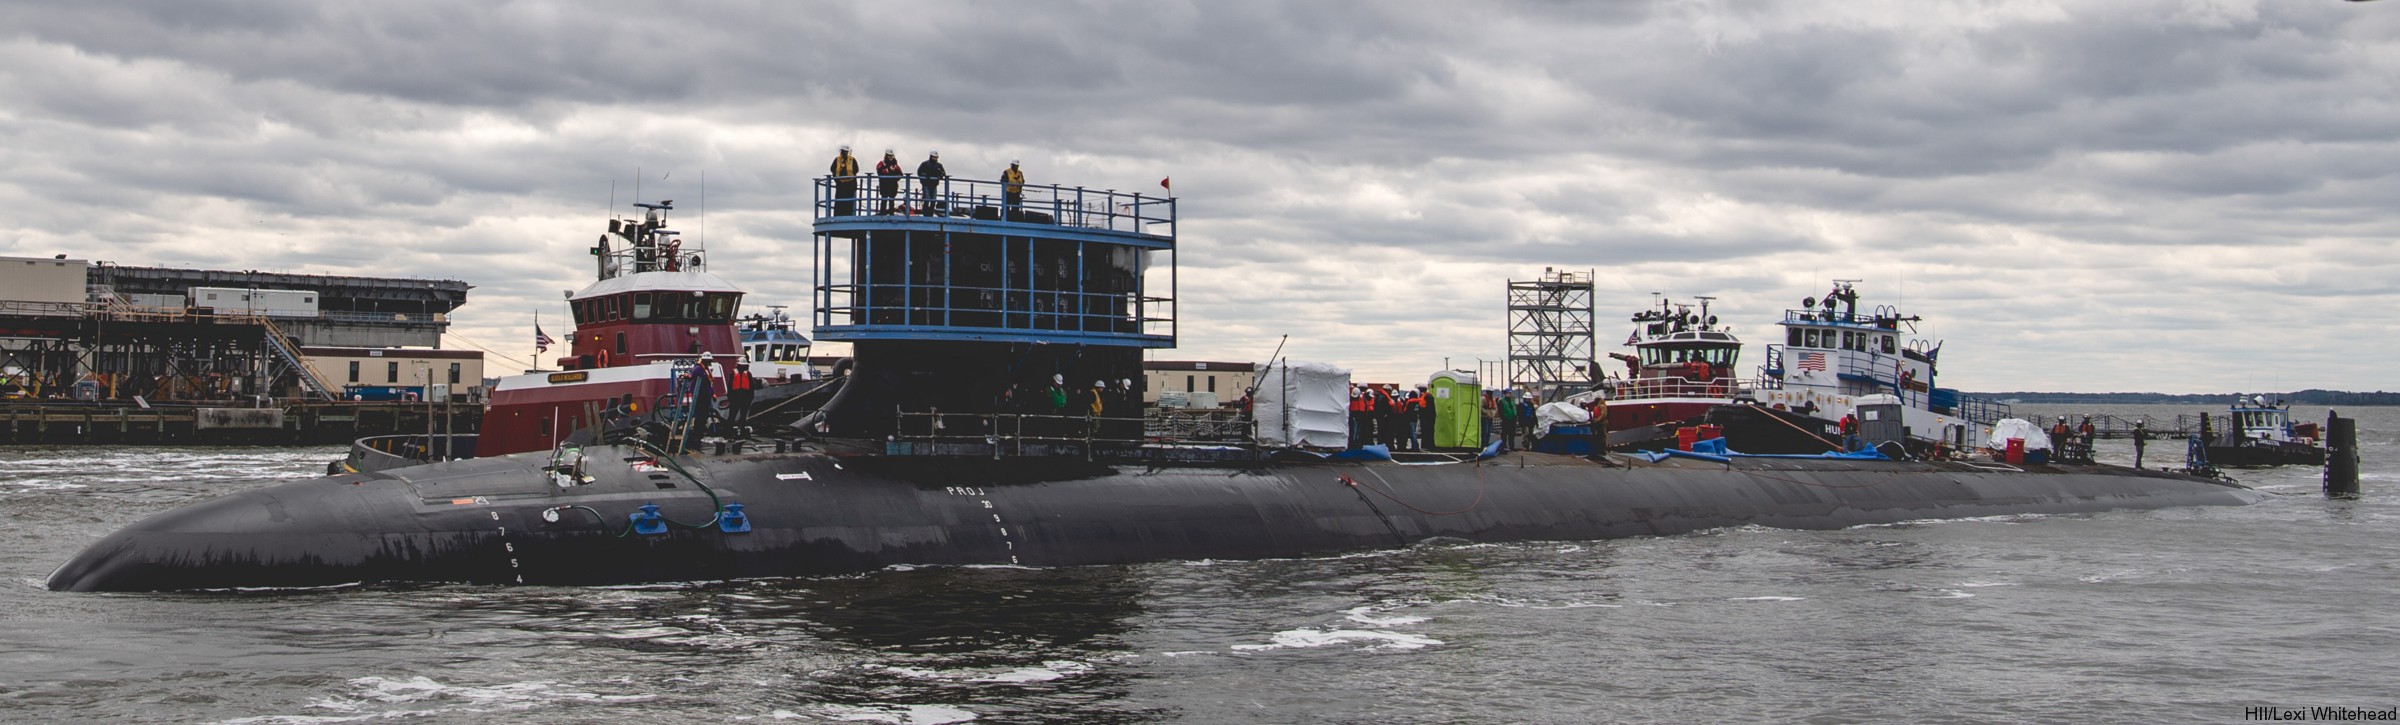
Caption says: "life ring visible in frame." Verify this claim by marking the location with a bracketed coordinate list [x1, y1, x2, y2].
[598, 349, 611, 367]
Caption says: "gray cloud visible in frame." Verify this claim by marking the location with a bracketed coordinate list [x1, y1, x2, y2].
[0, 0, 2393, 392]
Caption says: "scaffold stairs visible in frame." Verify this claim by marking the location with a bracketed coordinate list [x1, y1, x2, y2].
[262, 319, 338, 400]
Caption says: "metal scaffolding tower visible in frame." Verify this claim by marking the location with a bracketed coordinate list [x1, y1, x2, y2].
[1506, 268, 1595, 395]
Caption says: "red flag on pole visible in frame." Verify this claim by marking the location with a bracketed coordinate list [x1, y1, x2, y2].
[1160, 177, 1171, 191]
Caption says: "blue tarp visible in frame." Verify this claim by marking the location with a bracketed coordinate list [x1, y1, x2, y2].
[1633, 440, 1892, 463]
[1329, 444, 1393, 462]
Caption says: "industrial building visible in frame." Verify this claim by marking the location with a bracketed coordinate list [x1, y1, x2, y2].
[0, 255, 479, 443]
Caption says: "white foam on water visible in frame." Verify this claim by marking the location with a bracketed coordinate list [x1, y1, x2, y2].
[1343, 605, 1428, 627]
[1728, 596, 1805, 601]
[868, 660, 1092, 684]
[1448, 594, 1619, 610]
[792, 704, 978, 723]
[218, 675, 653, 723]
[1231, 628, 1443, 652]
[1848, 513, 2050, 529]
[971, 662, 1089, 683]
[2079, 569, 2144, 583]
[1917, 589, 1975, 599]
[1956, 581, 2019, 588]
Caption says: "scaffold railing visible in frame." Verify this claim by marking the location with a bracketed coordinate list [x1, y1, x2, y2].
[814, 175, 1175, 239]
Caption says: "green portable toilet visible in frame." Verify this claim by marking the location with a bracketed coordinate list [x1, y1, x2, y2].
[1428, 370, 1481, 449]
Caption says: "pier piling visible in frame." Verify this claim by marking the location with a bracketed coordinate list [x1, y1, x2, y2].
[2324, 412, 2359, 499]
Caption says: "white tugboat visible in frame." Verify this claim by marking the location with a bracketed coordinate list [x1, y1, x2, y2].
[1734, 280, 2014, 453]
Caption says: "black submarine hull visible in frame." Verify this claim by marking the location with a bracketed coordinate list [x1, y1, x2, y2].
[47, 447, 2266, 592]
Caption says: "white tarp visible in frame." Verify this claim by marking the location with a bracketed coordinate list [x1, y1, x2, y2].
[1253, 360, 1350, 448]
[1986, 418, 2053, 451]
[1534, 401, 1591, 437]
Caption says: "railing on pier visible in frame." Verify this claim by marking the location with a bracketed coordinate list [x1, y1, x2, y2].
[0, 300, 444, 328]
[1953, 396, 2013, 426]
[814, 175, 1175, 240]
[2000, 412, 2220, 440]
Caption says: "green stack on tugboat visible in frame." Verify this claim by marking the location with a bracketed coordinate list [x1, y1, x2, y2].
[47, 170, 2266, 593]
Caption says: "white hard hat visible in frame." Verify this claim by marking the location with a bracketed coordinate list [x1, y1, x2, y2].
[1011, 158, 1020, 165]
[884, 148, 895, 155]
[929, 150, 939, 158]
[1094, 380, 1105, 387]
[840, 144, 851, 152]
[1120, 378, 1131, 387]
[701, 352, 713, 360]
[1052, 374, 1063, 384]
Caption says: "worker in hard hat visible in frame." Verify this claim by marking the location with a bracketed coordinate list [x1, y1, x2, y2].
[875, 149, 903, 214]
[916, 150, 947, 215]
[829, 145, 861, 215]
[1000, 159, 1026, 215]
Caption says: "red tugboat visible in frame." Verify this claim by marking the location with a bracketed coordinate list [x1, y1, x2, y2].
[1600, 295, 1745, 433]
[477, 200, 745, 456]
[338, 200, 747, 470]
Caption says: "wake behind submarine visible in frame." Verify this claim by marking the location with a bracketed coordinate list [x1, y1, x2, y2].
[48, 172, 2267, 593]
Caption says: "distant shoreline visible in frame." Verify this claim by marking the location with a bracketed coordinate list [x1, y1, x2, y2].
[1964, 390, 2398, 406]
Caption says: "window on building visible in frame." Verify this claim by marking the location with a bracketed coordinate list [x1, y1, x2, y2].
[448, 363, 461, 385]
[1881, 335, 1896, 355]
[387, 361, 399, 383]
[348, 361, 359, 383]
[615, 332, 627, 356]
[1208, 376, 1216, 393]
[633, 293, 652, 319]
[1186, 374, 1195, 392]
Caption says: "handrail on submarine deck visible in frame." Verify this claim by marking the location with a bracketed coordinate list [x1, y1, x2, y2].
[892, 409, 1257, 456]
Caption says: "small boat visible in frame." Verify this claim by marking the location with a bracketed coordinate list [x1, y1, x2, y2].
[737, 306, 816, 384]
[2201, 395, 2325, 467]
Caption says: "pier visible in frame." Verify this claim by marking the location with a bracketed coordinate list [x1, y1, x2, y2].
[0, 399, 480, 446]
[2002, 413, 2207, 440]
[2, 256, 482, 445]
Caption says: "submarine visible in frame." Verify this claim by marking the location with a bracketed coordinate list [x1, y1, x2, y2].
[47, 171, 2266, 593]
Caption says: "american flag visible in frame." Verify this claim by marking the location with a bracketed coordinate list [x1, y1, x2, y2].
[1796, 351, 1826, 372]
[534, 324, 555, 353]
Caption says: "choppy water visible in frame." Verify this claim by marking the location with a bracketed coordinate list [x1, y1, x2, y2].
[1, 405, 2394, 723]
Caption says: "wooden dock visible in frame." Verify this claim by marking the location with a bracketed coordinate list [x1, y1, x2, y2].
[0, 399, 480, 446]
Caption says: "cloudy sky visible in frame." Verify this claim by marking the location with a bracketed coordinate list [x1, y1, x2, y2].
[2, 1, 2393, 394]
